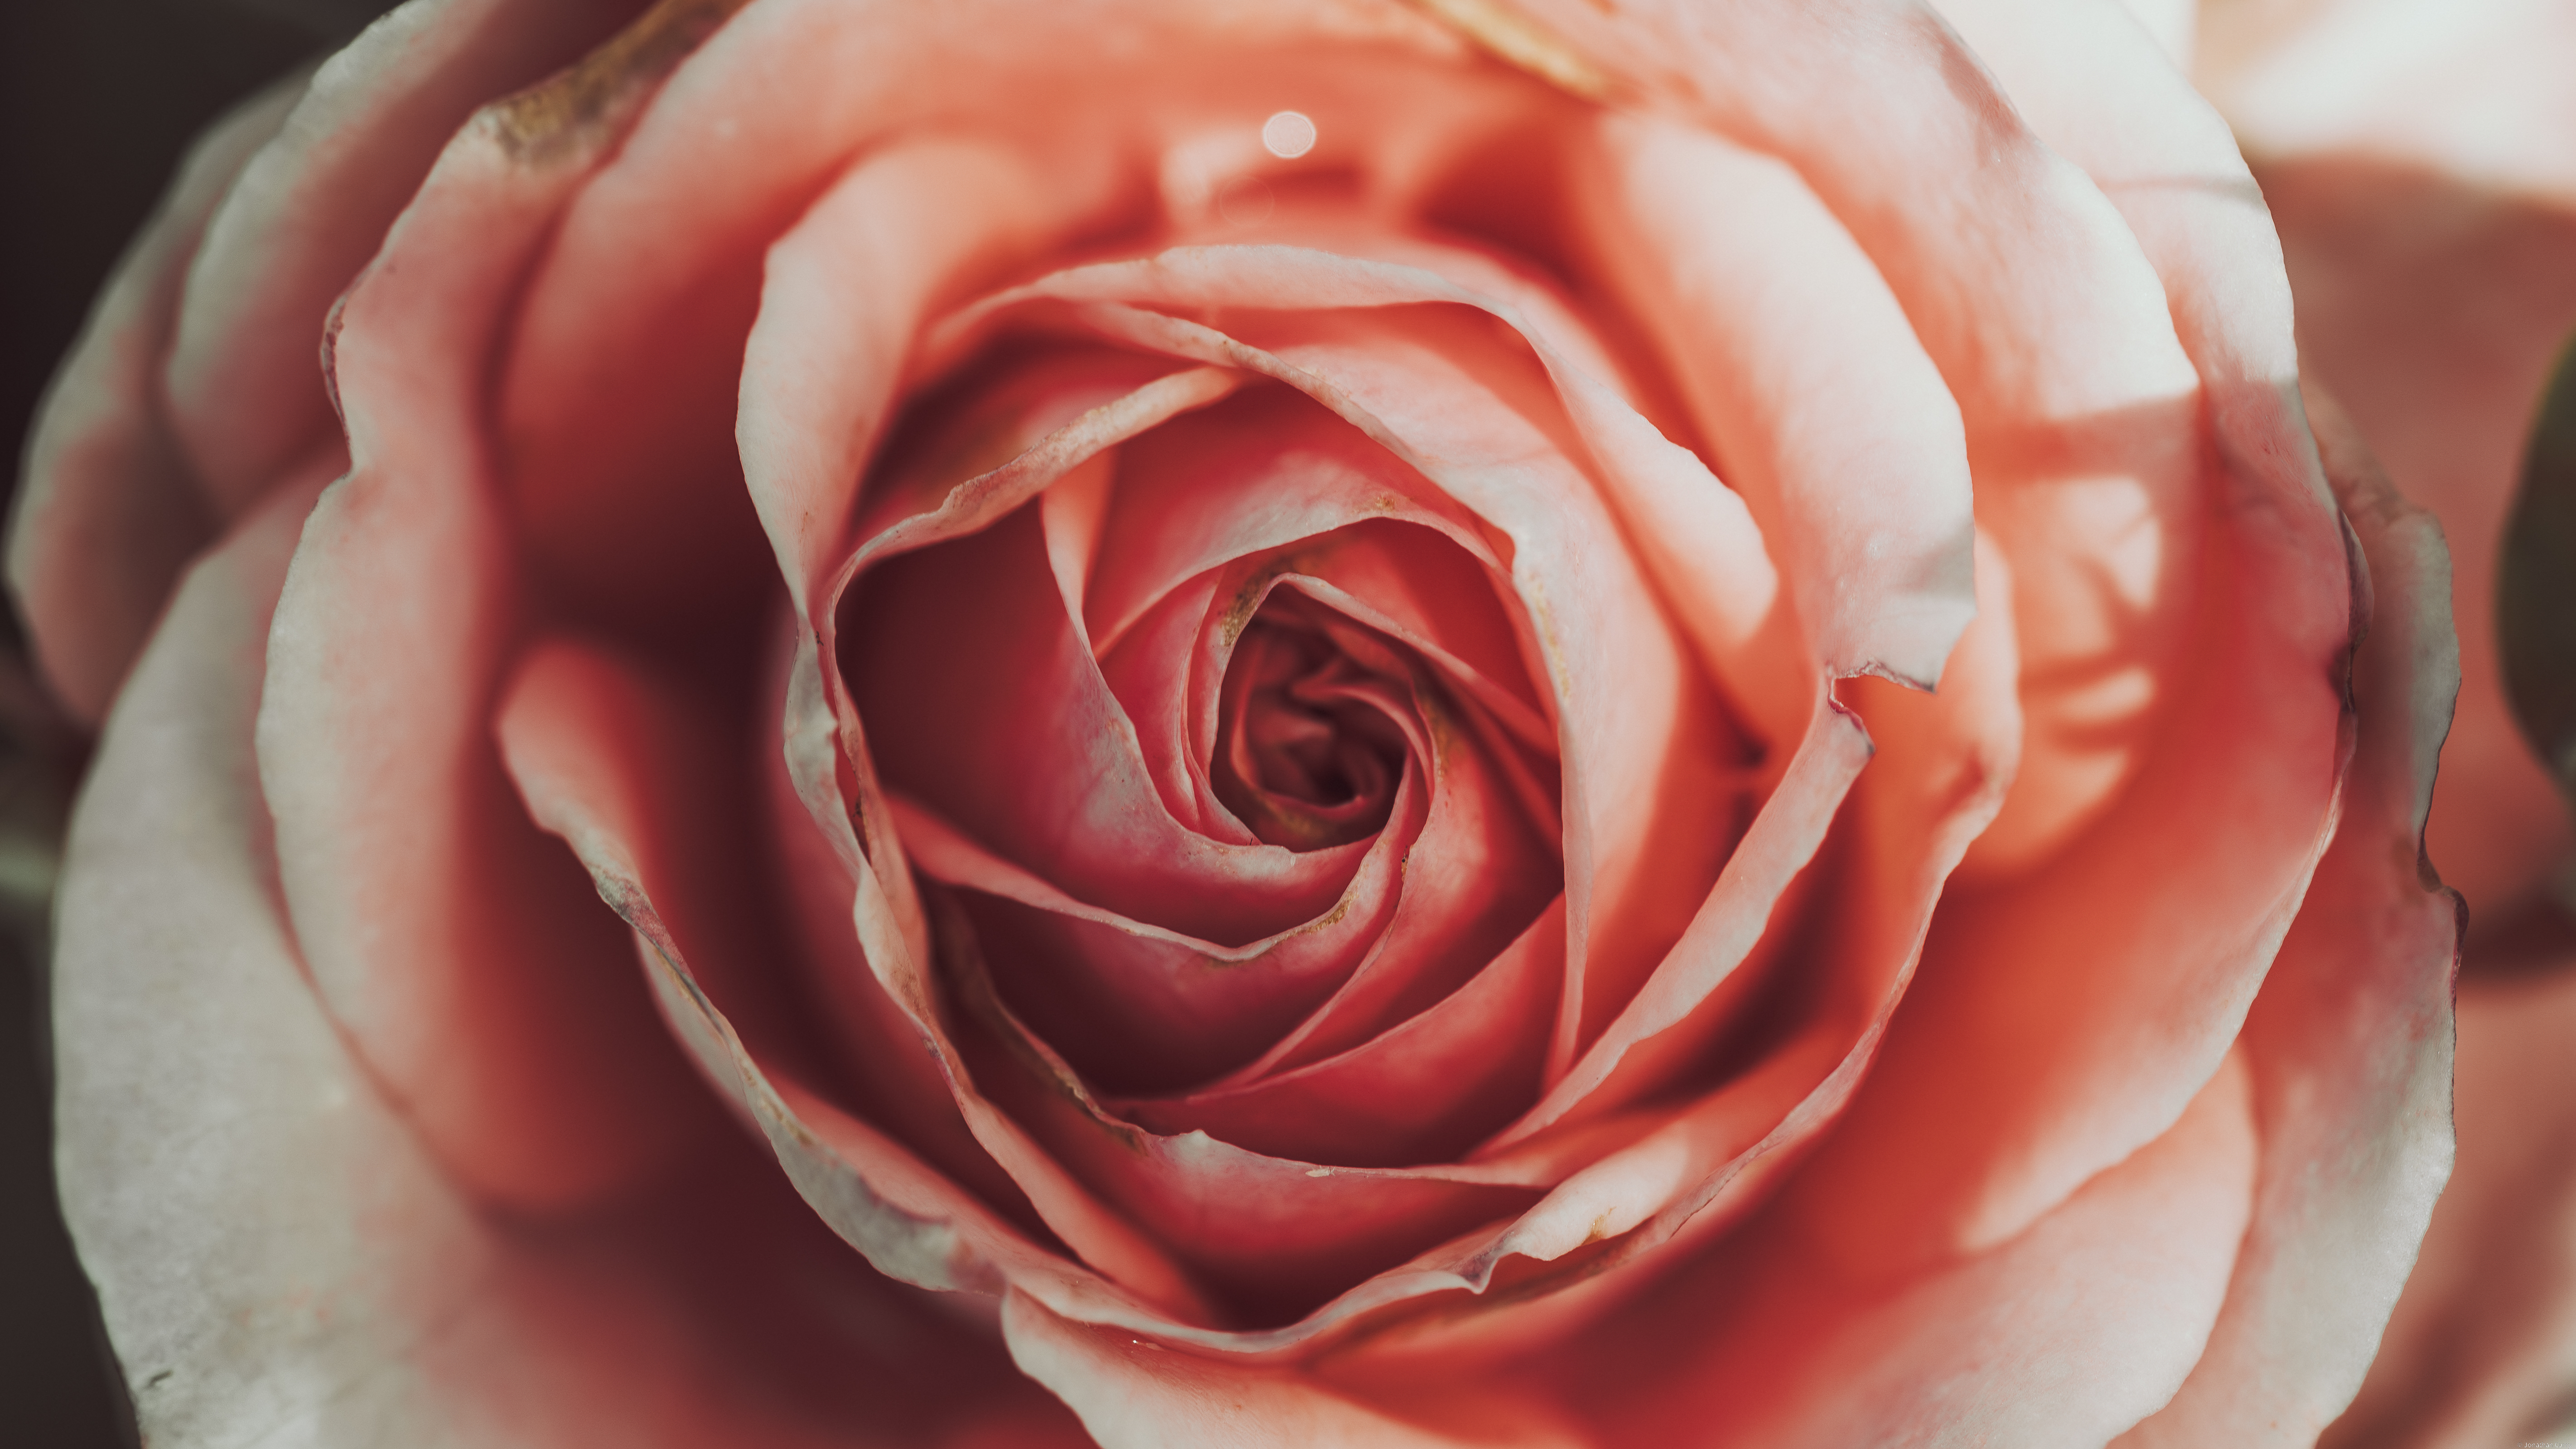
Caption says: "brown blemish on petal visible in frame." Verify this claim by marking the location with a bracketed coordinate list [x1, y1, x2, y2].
[1397, 0, 1619, 102]
[1516, 571, 1575, 706]
[1219, 557, 1304, 650]
[483, 0, 752, 167]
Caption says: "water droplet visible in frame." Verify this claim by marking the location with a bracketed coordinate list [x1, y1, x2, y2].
[1262, 110, 1317, 160]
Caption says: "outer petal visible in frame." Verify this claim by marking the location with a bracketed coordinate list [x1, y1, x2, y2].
[2223, 93, 2576, 920]
[6, 77, 294, 724]
[257, 0, 741, 1213]
[54, 483, 1084, 1449]
[1743, 0, 2350, 1283]
[1565, 113, 1972, 699]
[1496, 0, 2219, 874]
[2115, 395, 2460, 1441]
[163, 0, 650, 516]
[1556, 1051, 2258, 1447]
[2329, 964, 2576, 1445]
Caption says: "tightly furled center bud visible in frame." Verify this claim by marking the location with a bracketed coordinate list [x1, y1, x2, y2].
[1214, 600, 1411, 850]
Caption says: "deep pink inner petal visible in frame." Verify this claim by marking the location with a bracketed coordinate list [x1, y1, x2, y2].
[845, 504, 1365, 945]
[1210, 609, 1407, 850]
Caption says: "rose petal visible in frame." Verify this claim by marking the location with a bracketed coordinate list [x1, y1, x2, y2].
[1568, 114, 1972, 701]
[56, 482, 1082, 1449]
[1510, 0, 2215, 877]
[257, 22, 733, 1212]
[165, 0, 650, 518]
[1003, 1290, 1590, 1449]
[2111, 396, 2460, 1441]
[2250, 158, 2576, 916]
[738, 135, 1131, 619]
[952, 248, 1754, 1075]
[1690, 0, 2354, 1281]
[1556, 1049, 2257, 1446]
[2327, 967, 2576, 1444]
[493, 633, 1225, 1327]
[5, 76, 293, 724]
[506, 0, 1548, 623]
[1186, 617, 1557, 1084]
[1914, 2, 2455, 1434]
[1119, 896, 1566, 1167]
[774, 585, 1572, 1339]
[891, 774, 1418, 1091]
[1081, 386, 1512, 667]
[1478, 529, 2020, 1264]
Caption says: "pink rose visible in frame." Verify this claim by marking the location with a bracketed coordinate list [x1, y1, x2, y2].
[19, 0, 2458, 1443]
[2194, 0, 2576, 1440]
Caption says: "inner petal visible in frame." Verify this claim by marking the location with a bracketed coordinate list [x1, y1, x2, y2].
[1213, 604, 1406, 850]
[841, 504, 1364, 945]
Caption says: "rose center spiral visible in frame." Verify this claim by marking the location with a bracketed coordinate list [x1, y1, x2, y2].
[1212, 603, 1409, 850]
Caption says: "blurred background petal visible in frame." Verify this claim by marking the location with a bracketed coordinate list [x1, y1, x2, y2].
[0, 1, 394, 1439]
[2198, 0, 2576, 1441]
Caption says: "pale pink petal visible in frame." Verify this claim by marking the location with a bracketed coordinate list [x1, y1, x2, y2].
[2114, 396, 2460, 1442]
[1752, 0, 2351, 1290]
[1568, 113, 1971, 701]
[1507, 0, 2222, 876]
[776, 757, 1582, 1351]
[1193, 616, 1557, 1084]
[55, 483, 1083, 1449]
[1487, 696, 1870, 1148]
[257, 25, 730, 1213]
[766, 434, 1556, 1338]
[2327, 966, 2576, 1446]
[942, 910, 1549, 1325]
[781, 560, 1570, 1340]
[1482, 530, 2020, 1263]
[893, 780, 1417, 1092]
[1080, 385, 1513, 660]
[163, 0, 649, 519]
[1919, 2, 2458, 1435]
[5, 76, 296, 724]
[504, 0, 1541, 625]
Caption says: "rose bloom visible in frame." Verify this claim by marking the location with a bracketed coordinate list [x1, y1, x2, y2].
[2193, 0, 2576, 1442]
[14, 0, 2462, 1444]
